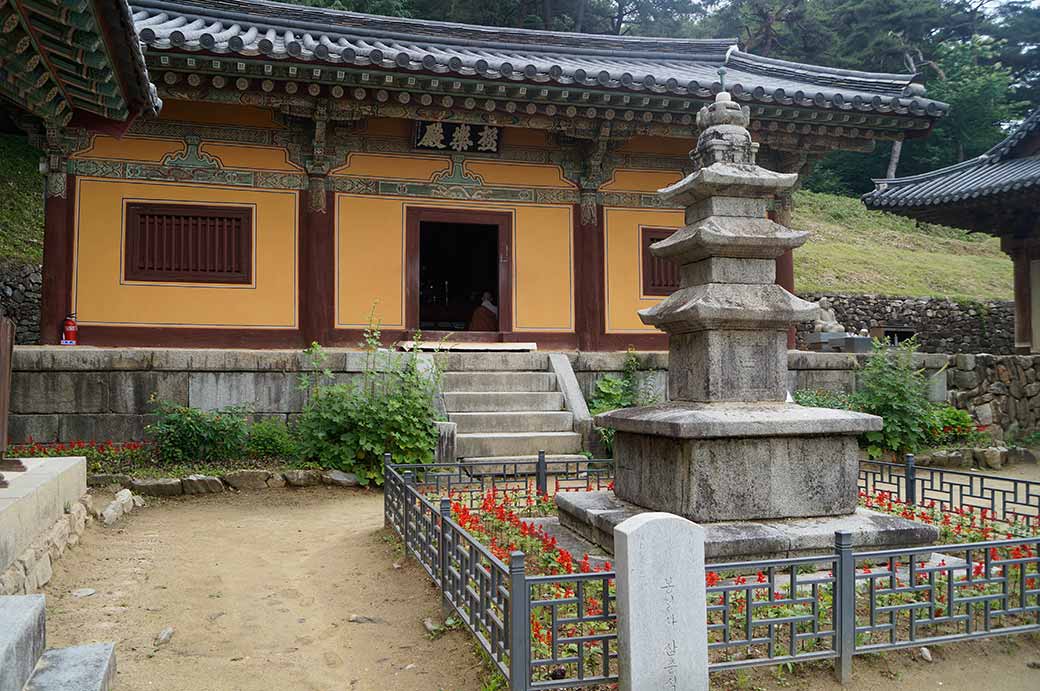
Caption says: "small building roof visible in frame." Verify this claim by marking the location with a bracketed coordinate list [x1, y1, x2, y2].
[863, 109, 1040, 234]
[130, 0, 945, 118]
[0, 0, 160, 124]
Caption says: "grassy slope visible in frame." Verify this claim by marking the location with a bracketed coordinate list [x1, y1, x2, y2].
[0, 134, 44, 265]
[793, 190, 1013, 301]
[0, 136, 1014, 300]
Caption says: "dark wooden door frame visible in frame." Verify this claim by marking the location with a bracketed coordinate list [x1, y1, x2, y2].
[404, 206, 513, 335]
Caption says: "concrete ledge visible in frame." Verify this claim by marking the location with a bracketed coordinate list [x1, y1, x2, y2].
[556, 491, 938, 561]
[596, 402, 882, 439]
[23, 643, 116, 691]
[0, 457, 86, 575]
[0, 595, 46, 691]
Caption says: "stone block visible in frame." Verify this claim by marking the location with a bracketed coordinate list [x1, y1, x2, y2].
[668, 330, 788, 402]
[100, 503, 122, 526]
[983, 447, 1007, 470]
[129, 478, 183, 497]
[23, 642, 116, 691]
[283, 469, 322, 486]
[266, 474, 286, 489]
[955, 354, 976, 371]
[0, 595, 46, 691]
[615, 513, 708, 691]
[7, 415, 59, 444]
[612, 431, 860, 521]
[435, 421, 457, 463]
[322, 470, 359, 487]
[58, 415, 154, 443]
[87, 474, 130, 488]
[1008, 447, 1037, 465]
[106, 372, 188, 413]
[222, 470, 271, 491]
[181, 475, 224, 495]
[11, 371, 109, 414]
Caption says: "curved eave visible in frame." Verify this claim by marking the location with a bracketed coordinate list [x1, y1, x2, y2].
[130, 0, 947, 119]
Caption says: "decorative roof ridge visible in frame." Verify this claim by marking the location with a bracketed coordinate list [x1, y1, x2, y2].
[983, 108, 1040, 161]
[131, 0, 737, 59]
[863, 155, 993, 197]
[726, 50, 919, 90]
[98, 0, 162, 117]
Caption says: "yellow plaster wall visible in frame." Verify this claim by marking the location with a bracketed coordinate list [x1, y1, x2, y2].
[200, 143, 302, 172]
[604, 207, 684, 333]
[600, 169, 684, 193]
[336, 195, 573, 332]
[72, 178, 298, 329]
[465, 160, 574, 188]
[72, 136, 183, 162]
[158, 99, 281, 128]
[332, 152, 450, 181]
[73, 137, 299, 173]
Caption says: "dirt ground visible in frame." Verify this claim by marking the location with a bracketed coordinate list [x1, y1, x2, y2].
[42, 487, 1040, 691]
[43, 488, 486, 691]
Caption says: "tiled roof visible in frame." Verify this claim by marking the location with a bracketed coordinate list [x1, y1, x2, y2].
[0, 0, 159, 124]
[863, 109, 1040, 213]
[130, 0, 947, 117]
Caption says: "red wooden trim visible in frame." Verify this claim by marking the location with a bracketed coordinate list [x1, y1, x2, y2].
[404, 206, 513, 333]
[76, 325, 303, 348]
[640, 227, 680, 296]
[124, 202, 253, 284]
[323, 328, 579, 350]
[574, 203, 604, 351]
[40, 174, 76, 345]
[300, 189, 334, 345]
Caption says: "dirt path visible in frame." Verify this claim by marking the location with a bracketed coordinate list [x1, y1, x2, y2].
[43, 488, 486, 691]
[42, 487, 1040, 691]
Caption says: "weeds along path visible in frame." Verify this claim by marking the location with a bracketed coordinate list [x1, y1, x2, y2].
[42, 488, 485, 691]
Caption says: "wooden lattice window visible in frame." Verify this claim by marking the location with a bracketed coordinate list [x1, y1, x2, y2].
[641, 227, 679, 296]
[124, 203, 253, 284]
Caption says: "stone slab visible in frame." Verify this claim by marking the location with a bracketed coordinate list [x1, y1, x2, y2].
[0, 457, 86, 574]
[596, 401, 881, 439]
[557, 491, 938, 561]
[181, 475, 223, 495]
[23, 643, 116, 691]
[128, 478, 183, 497]
[222, 470, 271, 491]
[615, 513, 708, 691]
[0, 595, 46, 691]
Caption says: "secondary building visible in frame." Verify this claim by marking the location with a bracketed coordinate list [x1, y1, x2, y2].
[3, 0, 947, 349]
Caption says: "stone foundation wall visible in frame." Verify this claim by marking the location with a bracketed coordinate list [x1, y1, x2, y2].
[0, 495, 90, 595]
[946, 354, 1040, 441]
[0, 261, 42, 345]
[795, 293, 1014, 355]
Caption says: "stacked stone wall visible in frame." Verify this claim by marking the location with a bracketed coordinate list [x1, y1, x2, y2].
[796, 293, 1014, 355]
[0, 261, 42, 344]
[947, 354, 1040, 441]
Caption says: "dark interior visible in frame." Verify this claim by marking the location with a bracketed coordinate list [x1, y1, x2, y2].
[419, 221, 498, 331]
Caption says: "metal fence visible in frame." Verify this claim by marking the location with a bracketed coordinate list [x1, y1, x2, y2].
[387, 454, 1040, 689]
[859, 455, 1040, 534]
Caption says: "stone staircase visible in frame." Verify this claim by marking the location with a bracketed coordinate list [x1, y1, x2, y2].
[439, 353, 585, 464]
[0, 595, 116, 691]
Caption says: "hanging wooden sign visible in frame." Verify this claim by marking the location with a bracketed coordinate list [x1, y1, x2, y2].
[413, 120, 500, 154]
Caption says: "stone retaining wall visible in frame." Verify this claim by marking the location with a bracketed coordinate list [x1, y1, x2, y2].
[0, 261, 42, 345]
[0, 496, 90, 595]
[795, 293, 1014, 355]
[946, 354, 1040, 441]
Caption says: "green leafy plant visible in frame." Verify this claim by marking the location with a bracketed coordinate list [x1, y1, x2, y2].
[793, 388, 852, 410]
[146, 398, 249, 465]
[294, 309, 439, 485]
[588, 347, 655, 454]
[851, 338, 936, 459]
[927, 405, 978, 447]
[245, 418, 299, 461]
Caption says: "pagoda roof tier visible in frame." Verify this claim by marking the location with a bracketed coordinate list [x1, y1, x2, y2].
[863, 108, 1040, 234]
[129, 0, 947, 143]
[0, 0, 160, 124]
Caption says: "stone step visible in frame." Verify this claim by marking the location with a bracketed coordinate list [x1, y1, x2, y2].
[457, 431, 582, 458]
[441, 371, 557, 392]
[442, 391, 565, 412]
[449, 411, 574, 433]
[0, 595, 46, 691]
[23, 643, 116, 691]
[461, 454, 591, 476]
[433, 352, 549, 371]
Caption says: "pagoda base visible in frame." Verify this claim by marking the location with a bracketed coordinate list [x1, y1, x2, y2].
[556, 491, 938, 563]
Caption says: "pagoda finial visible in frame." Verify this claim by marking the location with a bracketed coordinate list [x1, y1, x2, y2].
[717, 67, 727, 92]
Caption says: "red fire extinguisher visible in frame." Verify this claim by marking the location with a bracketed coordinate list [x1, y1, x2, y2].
[61, 313, 78, 346]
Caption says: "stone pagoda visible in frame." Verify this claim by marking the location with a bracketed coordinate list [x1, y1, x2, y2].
[558, 91, 937, 559]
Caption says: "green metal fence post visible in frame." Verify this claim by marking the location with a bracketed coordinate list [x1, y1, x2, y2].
[834, 530, 855, 684]
[508, 551, 529, 691]
[439, 497, 452, 615]
[403, 470, 415, 554]
[535, 450, 547, 497]
[905, 454, 917, 506]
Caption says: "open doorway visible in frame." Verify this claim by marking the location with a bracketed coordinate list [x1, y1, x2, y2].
[406, 208, 512, 335]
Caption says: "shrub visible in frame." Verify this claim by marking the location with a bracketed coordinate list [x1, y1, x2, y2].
[245, 418, 299, 462]
[294, 319, 439, 485]
[850, 338, 935, 459]
[588, 348, 655, 454]
[146, 399, 249, 465]
[928, 405, 978, 447]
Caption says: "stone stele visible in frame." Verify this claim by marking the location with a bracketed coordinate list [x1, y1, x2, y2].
[565, 90, 938, 557]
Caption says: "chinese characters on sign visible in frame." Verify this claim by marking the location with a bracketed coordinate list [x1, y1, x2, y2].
[414, 121, 500, 154]
[660, 577, 679, 691]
